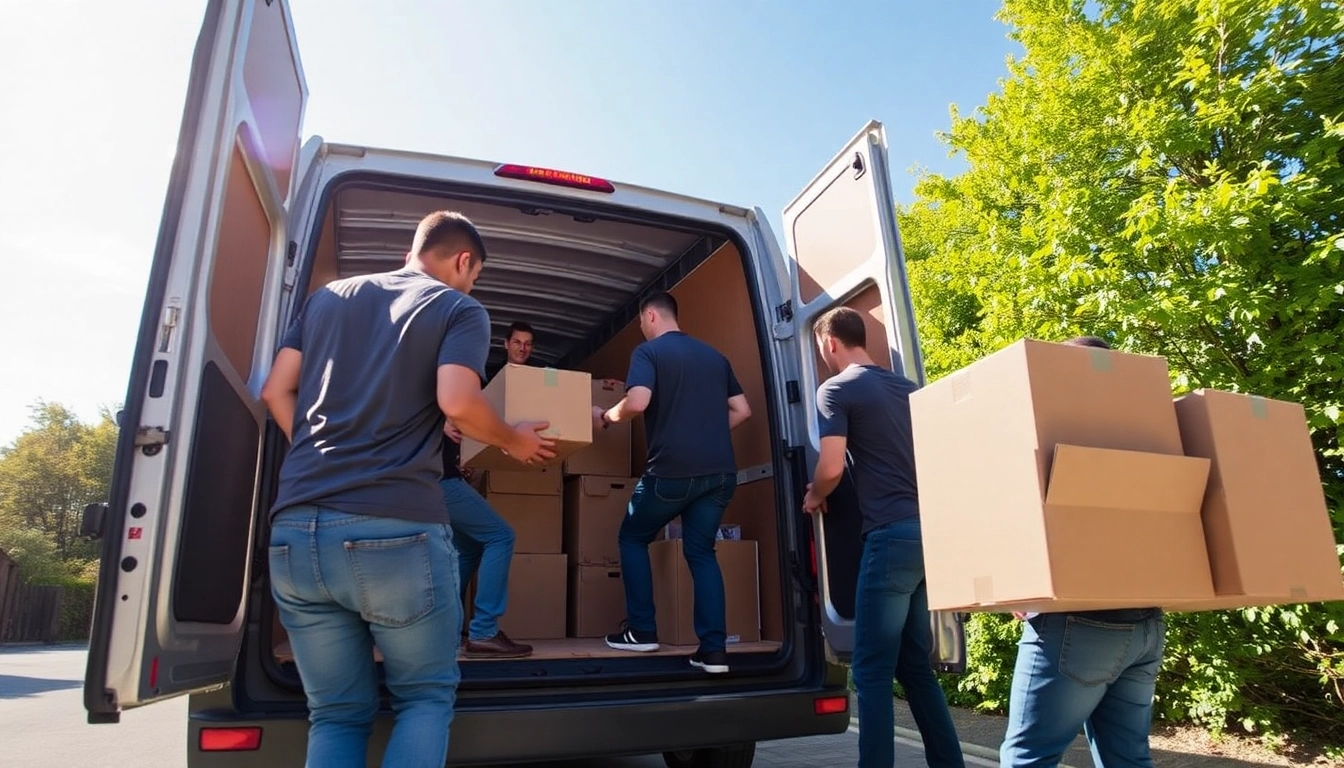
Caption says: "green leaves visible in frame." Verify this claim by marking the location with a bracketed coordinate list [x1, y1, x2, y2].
[902, 0, 1344, 740]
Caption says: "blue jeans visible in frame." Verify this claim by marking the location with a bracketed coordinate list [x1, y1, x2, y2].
[441, 478, 514, 641]
[269, 506, 463, 768]
[851, 518, 963, 768]
[619, 472, 737, 651]
[1000, 611, 1166, 768]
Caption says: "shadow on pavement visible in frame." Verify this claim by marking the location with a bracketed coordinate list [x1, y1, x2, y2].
[0, 674, 81, 700]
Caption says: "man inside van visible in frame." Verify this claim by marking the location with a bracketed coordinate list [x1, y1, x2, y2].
[802, 307, 964, 768]
[485, 320, 536, 381]
[999, 335, 1166, 768]
[595, 292, 752, 674]
[261, 210, 555, 767]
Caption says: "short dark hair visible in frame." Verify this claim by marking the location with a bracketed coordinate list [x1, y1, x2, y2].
[640, 291, 678, 320]
[1064, 335, 1111, 350]
[507, 321, 534, 340]
[813, 306, 866, 349]
[411, 211, 487, 264]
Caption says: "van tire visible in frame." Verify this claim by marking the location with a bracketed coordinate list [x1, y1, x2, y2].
[662, 742, 756, 768]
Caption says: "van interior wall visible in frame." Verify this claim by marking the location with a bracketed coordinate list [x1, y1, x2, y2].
[307, 206, 340, 293]
[579, 242, 784, 644]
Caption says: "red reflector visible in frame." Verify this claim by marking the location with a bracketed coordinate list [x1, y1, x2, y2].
[494, 163, 615, 193]
[199, 727, 263, 752]
[148, 656, 159, 690]
[808, 540, 818, 578]
[815, 696, 849, 716]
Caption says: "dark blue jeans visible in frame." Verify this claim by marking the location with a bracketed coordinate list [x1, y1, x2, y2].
[851, 518, 963, 768]
[618, 472, 737, 652]
[441, 478, 514, 641]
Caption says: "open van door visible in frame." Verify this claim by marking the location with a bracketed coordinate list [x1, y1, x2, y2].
[782, 121, 965, 670]
[83, 0, 306, 723]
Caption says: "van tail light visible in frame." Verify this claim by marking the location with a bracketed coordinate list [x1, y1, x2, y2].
[814, 696, 849, 716]
[199, 727, 263, 752]
[493, 163, 615, 193]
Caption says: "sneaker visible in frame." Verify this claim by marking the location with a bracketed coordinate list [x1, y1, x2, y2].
[461, 631, 533, 659]
[690, 649, 729, 674]
[605, 624, 660, 653]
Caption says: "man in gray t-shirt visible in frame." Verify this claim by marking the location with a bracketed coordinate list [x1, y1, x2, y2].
[260, 211, 554, 766]
[802, 307, 963, 768]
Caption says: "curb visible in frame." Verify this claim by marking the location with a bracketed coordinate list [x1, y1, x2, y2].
[849, 716, 1081, 768]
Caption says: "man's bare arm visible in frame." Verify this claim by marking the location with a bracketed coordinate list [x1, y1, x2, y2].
[810, 436, 847, 498]
[603, 385, 652, 424]
[261, 348, 302, 442]
[727, 394, 751, 430]
[438, 364, 554, 461]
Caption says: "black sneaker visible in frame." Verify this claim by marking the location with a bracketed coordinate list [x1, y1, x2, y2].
[690, 649, 729, 674]
[605, 624, 660, 653]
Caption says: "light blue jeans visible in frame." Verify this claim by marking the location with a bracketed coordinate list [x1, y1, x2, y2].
[1000, 611, 1166, 768]
[441, 477, 515, 641]
[269, 505, 463, 768]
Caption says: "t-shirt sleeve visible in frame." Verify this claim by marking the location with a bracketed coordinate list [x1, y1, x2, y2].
[725, 358, 744, 398]
[816, 380, 848, 439]
[625, 344, 656, 391]
[438, 299, 491, 381]
[278, 297, 309, 352]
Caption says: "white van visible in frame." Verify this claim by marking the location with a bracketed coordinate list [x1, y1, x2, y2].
[80, 1, 964, 765]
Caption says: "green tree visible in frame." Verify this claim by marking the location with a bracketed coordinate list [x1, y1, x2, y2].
[900, 0, 1344, 737]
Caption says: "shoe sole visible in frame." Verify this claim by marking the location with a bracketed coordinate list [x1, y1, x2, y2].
[606, 640, 660, 653]
[690, 658, 729, 674]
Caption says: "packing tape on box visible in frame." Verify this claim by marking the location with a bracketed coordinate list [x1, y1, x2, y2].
[973, 576, 995, 604]
[1249, 396, 1269, 419]
[951, 372, 973, 403]
[1088, 348, 1112, 372]
[544, 368, 559, 386]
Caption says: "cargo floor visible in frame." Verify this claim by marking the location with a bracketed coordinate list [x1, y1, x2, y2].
[273, 638, 781, 663]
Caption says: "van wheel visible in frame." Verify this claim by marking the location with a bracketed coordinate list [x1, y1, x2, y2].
[662, 742, 756, 768]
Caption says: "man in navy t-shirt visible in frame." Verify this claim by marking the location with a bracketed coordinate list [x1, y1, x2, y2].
[261, 211, 554, 765]
[802, 306, 963, 768]
[594, 292, 752, 674]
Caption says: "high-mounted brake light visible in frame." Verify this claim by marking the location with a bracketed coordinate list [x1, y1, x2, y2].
[199, 727, 263, 752]
[493, 163, 615, 193]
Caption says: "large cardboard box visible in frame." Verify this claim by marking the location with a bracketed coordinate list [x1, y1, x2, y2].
[564, 380, 632, 477]
[498, 553, 567, 640]
[651, 539, 761, 645]
[563, 476, 636, 566]
[1171, 390, 1344, 610]
[910, 339, 1217, 613]
[462, 365, 594, 470]
[569, 565, 627, 637]
[481, 469, 562, 554]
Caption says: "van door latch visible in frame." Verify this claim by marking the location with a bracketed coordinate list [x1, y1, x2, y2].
[135, 427, 171, 456]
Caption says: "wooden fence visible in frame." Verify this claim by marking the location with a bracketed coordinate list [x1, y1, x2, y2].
[0, 553, 64, 644]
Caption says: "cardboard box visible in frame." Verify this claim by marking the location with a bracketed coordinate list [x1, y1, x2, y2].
[569, 565, 627, 637]
[651, 539, 761, 645]
[462, 365, 594, 470]
[564, 380, 632, 477]
[498, 553, 567, 640]
[563, 476, 636, 566]
[482, 469, 562, 554]
[910, 339, 1217, 613]
[1170, 390, 1344, 610]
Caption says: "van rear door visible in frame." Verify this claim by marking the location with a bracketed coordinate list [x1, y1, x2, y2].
[83, 0, 306, 723]
[782, 120, 934, 659]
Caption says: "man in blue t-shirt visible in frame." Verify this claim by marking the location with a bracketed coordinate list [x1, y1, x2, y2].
[261, 211, 554, 766]
[802, 307, 963, 768]
[594, 292, 752, 674]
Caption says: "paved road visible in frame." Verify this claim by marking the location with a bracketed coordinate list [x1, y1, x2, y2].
[1, 644, 982, 767]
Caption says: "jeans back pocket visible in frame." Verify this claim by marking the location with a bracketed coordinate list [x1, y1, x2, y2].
[1059, 616, 1136, 687]
[344, 533, 436, 627]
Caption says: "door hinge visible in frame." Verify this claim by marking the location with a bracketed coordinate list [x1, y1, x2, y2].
[282, 240, 299, 289]
[134, 427, 170, 456]
[156, 302, 181, 353]
[775, 300, 793, 322]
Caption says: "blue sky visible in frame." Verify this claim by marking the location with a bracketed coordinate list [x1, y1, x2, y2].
[0, 0, 1019, 444]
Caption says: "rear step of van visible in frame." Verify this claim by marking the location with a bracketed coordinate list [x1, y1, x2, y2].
[273, 638, 782, 663]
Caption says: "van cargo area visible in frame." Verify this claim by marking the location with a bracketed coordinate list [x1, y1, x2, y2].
[256, 175, 797, 694]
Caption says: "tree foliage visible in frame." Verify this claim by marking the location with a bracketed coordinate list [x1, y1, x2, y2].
[900, 0, 1344, 738]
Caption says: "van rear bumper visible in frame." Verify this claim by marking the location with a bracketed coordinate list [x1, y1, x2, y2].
[188, 681, 851, 765]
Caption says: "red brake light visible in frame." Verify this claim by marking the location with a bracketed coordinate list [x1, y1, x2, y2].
[199, 727, 263, 752]
[814, 695, 849, 716]
[493, 163, 615, 193]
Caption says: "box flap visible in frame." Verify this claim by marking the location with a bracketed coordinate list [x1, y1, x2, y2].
[1045, 445, 1210, 514]
[484, 468, 562, 496]
[579, 476, 634, 498]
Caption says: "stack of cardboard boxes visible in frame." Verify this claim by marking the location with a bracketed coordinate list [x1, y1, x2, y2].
[465, 366, 764, 645]
[909, 340, 1344, 615]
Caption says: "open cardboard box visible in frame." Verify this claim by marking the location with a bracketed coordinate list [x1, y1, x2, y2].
[912, 339, 1218, 613]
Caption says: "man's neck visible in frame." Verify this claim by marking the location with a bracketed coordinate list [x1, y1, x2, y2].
[650, 324, 682, 339]
[835, 349, 876, 369]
